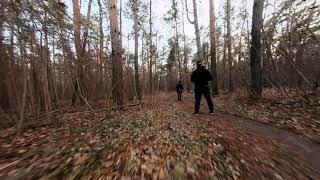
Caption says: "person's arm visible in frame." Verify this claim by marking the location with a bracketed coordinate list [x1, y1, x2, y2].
[191, 71, 195, 82]
[207, 70, 213, 81]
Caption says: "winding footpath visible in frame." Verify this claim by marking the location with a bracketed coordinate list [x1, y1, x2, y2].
[182, 95, 320, 171]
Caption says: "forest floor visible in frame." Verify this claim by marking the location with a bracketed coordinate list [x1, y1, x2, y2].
[1, 93, 320, 179]
[213, 90, 320, 143]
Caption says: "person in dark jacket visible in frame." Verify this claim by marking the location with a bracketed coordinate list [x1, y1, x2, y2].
[191, 61, 214, 115]
[176, 81, 184, 101]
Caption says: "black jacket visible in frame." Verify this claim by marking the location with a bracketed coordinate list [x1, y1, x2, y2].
[191, 66, 212, 89]
[176, 84, 184, 93]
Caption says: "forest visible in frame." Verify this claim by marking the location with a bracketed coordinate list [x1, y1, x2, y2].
[0, 0, 320, 179]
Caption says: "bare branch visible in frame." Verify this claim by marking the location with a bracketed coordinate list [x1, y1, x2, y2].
[184, 0, 194, 24]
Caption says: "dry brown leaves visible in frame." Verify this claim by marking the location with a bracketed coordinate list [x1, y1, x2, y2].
[214, 92, 320, 143]
[0, 94, 319, 179]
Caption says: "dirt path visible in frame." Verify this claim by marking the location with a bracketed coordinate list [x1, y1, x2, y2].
[181, 95, 320, 171]
[2, 94, 320, 179]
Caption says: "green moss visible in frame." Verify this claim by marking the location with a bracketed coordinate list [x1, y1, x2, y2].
[171, 161, 187, 180]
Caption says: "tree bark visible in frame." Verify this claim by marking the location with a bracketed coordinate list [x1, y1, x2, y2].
[133, 0, 142, 100]
[174, 0, 182, 80]
[210, 0, 219, 95]
[181, 0, 190, 92]
[250, 0, 264, 97]
[192, 0, 202, 61]
[120, 0, 123, 45]
[43, 11, 52, 112]
[222, 29, 227, 90]
[71, 0, 84, 105]
[185, 0, 203, 61]
[108, 0, 124, 106]
[226, 0, 234, 91]
[98, 0, 104, 91]
[149, 0, 153, 94]
[82, 0, 93, 54]
[16, 43, 27, 136]
[0, 4, 10, 110]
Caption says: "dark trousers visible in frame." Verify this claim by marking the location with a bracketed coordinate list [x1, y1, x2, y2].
[194, 87, 213, 113]
[177, 92, 182, 101]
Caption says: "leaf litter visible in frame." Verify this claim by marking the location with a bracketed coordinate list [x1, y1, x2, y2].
[214, 92, 320, 143]
[0, 94, 319, 179]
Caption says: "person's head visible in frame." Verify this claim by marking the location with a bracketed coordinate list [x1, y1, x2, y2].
[196, 60, 203, 68]
[178, 80, 182, 84]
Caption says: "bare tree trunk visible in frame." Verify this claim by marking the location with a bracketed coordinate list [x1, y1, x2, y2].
[50, 33, 60, 107]
[173, 0, 182, 80]
[221, 32, 227, 90]
[108, 0, 124, 106]
[226, 0, 234, 91]
[16, 65, 27, 136]
[183, 29, 189, 91]
[120, 0, 123, 45]
[192, 0, 202, 61]
[246, 18, 250, 59]
[81, 0, 93, 98]
[29, 27, 45, 117]
[16, 40, 27, 136]
[181, 0, 190, 92]
[71, 0, 83, 105]
[133, 0, 142, 100]
[82, 0, 93, 53]
[5, 12, 19, 119]
[149, 0, 153, 94]
[43, 12, 52, 112]
[154, 33, 159, 92]
[210, 0, 219, 95]
[141, 32, 145, 94]
[0, 4, 10, 110]
[98, 0, 104, 95]
[250, 0, 264, 97]
[185, 0, 203, 61]
[71, 0, 92, 106]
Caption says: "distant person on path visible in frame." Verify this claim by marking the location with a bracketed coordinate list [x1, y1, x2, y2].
[176, 80, 184, 101]
[191, 61, 214, 115]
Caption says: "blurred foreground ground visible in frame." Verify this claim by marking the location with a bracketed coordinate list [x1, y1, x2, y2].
[214, 90, 320, 143]
[1, 93, 319, 179]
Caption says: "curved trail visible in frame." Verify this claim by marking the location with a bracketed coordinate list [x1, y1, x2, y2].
[181, 96, 320, 171]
